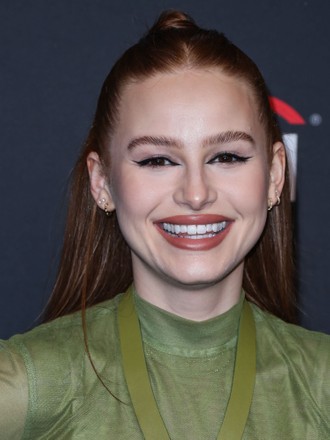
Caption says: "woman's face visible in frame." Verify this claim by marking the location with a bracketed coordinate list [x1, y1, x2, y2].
[90, 69, 284, 296]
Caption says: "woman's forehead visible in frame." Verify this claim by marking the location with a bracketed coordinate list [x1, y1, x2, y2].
[112, 69, 266, 148]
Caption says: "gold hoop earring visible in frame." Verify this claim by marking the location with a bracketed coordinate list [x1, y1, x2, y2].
[267, 199, 273, 211]
[275, 189, 281, 206]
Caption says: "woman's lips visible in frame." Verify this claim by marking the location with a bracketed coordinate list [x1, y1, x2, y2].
[154, 215, 233, 251]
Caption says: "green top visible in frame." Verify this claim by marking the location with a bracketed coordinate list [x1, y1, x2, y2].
[118, 290, 256, 440]
[0, 293, 330, 439]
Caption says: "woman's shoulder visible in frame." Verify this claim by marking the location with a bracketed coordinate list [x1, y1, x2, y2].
[0, 294, 124, 439]
[251, 302, 330, 370]
[251, 301, 330, 351]
[251, 302, 330, 422]
[0, 337, 29, 439]
[251, 301, 330, 387]
[5, 293, 122, 353]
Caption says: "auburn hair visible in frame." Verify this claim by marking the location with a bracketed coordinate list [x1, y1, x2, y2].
[43, 10, 296, 323]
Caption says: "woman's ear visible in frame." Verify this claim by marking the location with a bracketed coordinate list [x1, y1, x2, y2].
[268, 141, 286, 205]
[86, 152, 116, 212]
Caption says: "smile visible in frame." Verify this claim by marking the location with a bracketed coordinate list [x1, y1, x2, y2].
[155, 215, 233, 251]
[161, 221, 227, 239]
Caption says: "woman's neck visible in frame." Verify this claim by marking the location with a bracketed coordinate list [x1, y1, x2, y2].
[132, 266, 243, 322]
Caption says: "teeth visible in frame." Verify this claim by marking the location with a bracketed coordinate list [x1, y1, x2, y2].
[187, 225, 197, 235]
[189, 234, 217, 239]
[197, 225, 207, 234]
[206, 224, 213, 232]
[161, 221, 227, 237]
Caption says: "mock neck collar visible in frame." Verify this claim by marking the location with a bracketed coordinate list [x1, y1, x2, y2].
[133, 290, 244, 357]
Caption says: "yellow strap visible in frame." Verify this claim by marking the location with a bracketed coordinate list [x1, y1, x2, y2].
[118, 288, 169, 438]
[217, 300, 256, 439]
[118, 288, 256, 440]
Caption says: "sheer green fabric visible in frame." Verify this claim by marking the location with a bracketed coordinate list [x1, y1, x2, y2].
[119, 291, 256, 440]
[0, 292, 329, 439]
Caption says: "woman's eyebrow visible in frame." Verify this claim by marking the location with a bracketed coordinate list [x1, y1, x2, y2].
[202, 131, 255, 147]
[127, 131, 255, 150]
[127, 135, 182, 150]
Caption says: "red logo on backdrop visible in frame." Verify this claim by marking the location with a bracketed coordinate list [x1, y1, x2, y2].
[269, 97, 305, 125]
[269, 97, 305, 200]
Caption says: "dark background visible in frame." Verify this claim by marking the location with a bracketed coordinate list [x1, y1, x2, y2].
[1, 0, 329, 338]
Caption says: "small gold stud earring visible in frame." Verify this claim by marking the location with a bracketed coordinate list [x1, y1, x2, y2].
[98, 198, 111, 216]
[104, 202, 111, 217]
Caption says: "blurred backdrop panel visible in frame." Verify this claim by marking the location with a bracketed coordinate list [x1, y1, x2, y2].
[1, 0, 329, 338]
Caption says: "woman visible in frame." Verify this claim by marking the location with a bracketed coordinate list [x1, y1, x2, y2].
[0, 10, 329, 440]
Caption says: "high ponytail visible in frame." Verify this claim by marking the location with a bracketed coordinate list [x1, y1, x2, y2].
[148, 10, 198, 33]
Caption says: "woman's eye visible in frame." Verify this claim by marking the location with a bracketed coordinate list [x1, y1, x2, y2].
[134, 157, 178, 168]
[207, 152, 251, 164]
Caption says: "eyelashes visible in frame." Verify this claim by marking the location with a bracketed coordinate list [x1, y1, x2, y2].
[207, 152, 251, 164]
[134, 152, 251, 168]
[134, 157, 179, 168]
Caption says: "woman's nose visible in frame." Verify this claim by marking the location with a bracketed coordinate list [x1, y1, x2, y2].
[173, 167, 217, 210]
